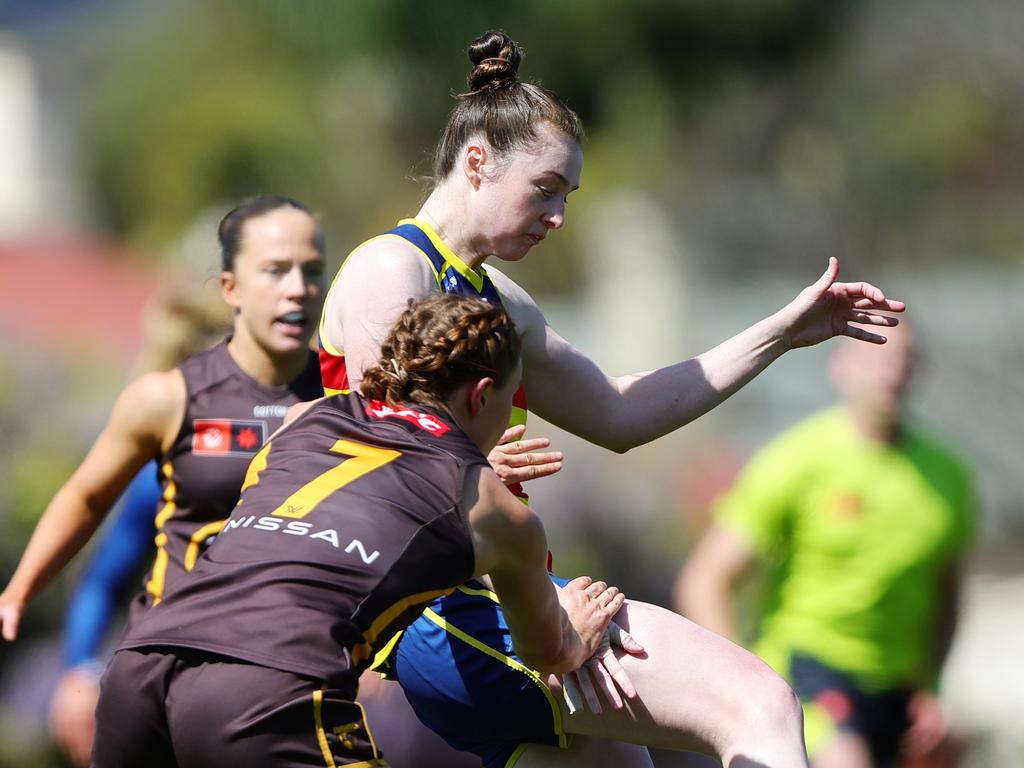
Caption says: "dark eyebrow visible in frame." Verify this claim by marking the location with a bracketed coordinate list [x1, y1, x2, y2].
[543, 171, 579, 192]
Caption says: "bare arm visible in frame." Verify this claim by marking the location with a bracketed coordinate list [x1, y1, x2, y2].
[330, 243, 905, 456]
[498, 257, 905, 452]
[322, 238, 436, 391]
[674, 523, 758, 643]
[467, 467, 622, 673]
[0, 371, 183, 640]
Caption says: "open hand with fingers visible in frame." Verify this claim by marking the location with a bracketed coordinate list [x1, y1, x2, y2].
[780, 257, 906, 348]
[488, 424, 563, 486]
[562, 619, 645, 714]
[555, 577, 626, 674]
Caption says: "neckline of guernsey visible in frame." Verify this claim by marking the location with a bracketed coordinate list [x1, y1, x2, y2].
[398, 217, 487, 293]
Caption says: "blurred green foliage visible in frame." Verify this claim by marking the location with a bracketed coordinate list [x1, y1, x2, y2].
[66, 0, 1022, 300]
[76, 0, 849, 281]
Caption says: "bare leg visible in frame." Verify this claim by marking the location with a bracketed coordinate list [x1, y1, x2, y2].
[544, 600, 809, 768]
[516, 737, 655, 767]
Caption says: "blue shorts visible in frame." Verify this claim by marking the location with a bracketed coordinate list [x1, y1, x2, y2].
[392, 577, 572, 768]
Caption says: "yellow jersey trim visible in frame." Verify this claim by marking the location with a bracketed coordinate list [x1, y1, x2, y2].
[456, 584, 499, 603]
[369, 630, 404, 676]
[420, 607, 568, 748]
[351, 588, 455, 665]
[145, 461, 176, 604]
[183, 519, 227, 572]
[353, 700, 381, 763]
[313, 688, 383, 767]
[313, 688, 337, 768]
[504, 743, 530, 767]
[397, 218, 487, 293]
[237, 441, 272, 501]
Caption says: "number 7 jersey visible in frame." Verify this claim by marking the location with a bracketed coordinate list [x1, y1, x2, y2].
[119, 392, 485, 687]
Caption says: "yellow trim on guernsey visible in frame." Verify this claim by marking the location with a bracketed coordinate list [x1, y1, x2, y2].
[397, 218, 488, 292]
[237, 441, 272, 501]
[183, 520, 227, 572]
[456, 583, 500, 602]
[145, 461, 177, 604]
[313, 688, 336, 768]
[313, 688, 382, 768]
[504, 743, 530, 767]
[420, 607, 568, 749]
[369, 630, 404, 676]
[351, 588, 456, 665]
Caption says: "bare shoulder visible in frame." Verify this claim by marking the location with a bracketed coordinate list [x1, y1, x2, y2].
[337, 234, 436, 294]
[112, 369, 186, 448]
[282, 398, 322, 428]
[324, 234, 438, 354]
[263, 398, 323, 442]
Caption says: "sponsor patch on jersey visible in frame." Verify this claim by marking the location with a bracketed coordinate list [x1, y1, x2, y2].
[192, 419, 267, 456]
[252, 404, 289, 418]
[365, 400, 450, 436]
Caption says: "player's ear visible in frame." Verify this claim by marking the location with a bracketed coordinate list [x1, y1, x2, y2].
[463, 141, 488, 190]
[220, 271, 241, 312]
[467, 377, 494, 416]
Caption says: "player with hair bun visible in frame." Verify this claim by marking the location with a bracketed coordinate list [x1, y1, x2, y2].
[92, 294, 625, 767]
[321, 29, 906, 768]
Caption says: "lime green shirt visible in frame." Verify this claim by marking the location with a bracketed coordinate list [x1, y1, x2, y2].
[716, 408, 973, 691]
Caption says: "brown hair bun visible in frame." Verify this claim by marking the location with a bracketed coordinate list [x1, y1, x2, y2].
[466, 30, 522, 92]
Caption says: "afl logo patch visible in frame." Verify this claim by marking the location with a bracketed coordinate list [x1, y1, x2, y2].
[192, 419, 267, 456]
[365, 400, 450, 436]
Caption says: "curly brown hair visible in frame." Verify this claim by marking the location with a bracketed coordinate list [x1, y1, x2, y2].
[360, 294, 521, 410]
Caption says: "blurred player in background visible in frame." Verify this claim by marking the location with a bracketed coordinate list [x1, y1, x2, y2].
[48, 280, 231, 766]
[677, 321, 973, 768]
[0, 195, 325, 762]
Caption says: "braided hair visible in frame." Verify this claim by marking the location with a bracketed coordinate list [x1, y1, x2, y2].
[361, 294, 520, 410]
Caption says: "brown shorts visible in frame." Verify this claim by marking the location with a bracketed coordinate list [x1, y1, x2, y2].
[94, 648, 386, 768]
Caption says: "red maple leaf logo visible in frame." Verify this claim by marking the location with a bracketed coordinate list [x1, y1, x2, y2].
[236, 427, 259, 450]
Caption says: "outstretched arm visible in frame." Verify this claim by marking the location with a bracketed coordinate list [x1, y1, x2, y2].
[467, 467, 623, 673]
[510, 257, 905, 452]
[60, 463, 162, 667]
[0, 371, 183, 641]
[50, 463, 162, 767]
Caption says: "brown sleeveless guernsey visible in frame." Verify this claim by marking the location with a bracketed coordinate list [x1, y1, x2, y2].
[120, 392, 482, 687]
[142, 341, 322, 608]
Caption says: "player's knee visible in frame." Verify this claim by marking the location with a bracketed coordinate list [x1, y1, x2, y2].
[744, 664, 804, 737]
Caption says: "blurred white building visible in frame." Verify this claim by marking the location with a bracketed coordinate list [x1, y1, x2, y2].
[0, 36, 45, 236]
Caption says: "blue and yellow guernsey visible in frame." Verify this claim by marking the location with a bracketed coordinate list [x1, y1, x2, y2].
[319, 218, 529, 497]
